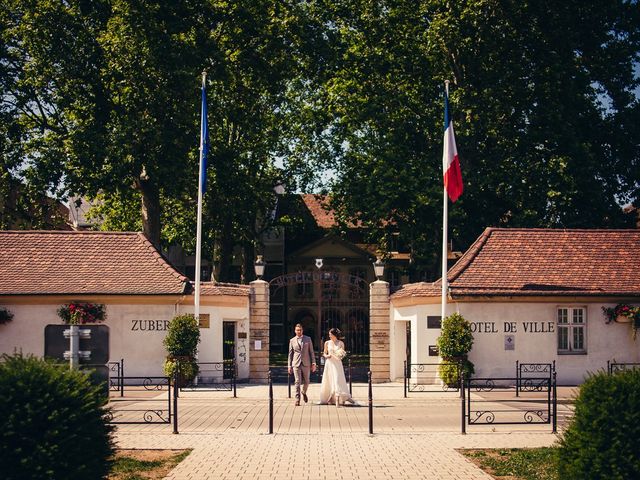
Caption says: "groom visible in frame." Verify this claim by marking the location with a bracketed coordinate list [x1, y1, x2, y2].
[287, 323, 316, 406]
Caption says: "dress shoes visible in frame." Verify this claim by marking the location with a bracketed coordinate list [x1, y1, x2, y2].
[295, 400, 300, 406]
[302, 392, 308, 403]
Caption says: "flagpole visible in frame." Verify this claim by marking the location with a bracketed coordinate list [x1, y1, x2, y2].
[441, 80, 450, 321]
[195, 71, 207, 320]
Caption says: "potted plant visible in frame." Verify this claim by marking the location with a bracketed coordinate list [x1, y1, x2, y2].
[0, 307, 14, 325]
[163, 314, 200, 387]
[436, 312, 475, 386]
[602, 304, 640, 339]
[57, 303, 106, 324]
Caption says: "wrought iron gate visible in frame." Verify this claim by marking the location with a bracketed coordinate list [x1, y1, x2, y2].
[269, 270, 369, 373]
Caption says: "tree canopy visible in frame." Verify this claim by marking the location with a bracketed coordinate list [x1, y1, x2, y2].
[1, 0, 639, 281]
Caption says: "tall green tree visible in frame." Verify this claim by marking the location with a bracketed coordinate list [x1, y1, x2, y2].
[1, 0, 314, 282]
[293, 0, 640, 277]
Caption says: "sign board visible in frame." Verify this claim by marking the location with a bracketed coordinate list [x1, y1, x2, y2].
[198, 314, 210, 329]
[504, 334, 515, 350]
[44, 324, 110, 364]
[427, 316, 442, 329]
[254, 340, 262, 350]
[428, 345, 439, 357]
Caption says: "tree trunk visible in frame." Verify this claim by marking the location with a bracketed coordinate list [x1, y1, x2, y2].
[240, 241, 255, 284]
[136, 171, 161, 248]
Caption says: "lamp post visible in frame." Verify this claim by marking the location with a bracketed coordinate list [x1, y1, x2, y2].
[254, 255, 265, 280]
[373, 257, 385, 280]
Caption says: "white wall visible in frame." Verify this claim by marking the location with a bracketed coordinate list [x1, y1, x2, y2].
[391, 300, 640, 385]
[0, 299, 250, 379]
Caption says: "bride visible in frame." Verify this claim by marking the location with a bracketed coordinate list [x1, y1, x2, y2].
[319, 328, 358, 406]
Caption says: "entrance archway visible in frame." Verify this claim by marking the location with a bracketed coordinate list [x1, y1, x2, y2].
[269, 271, 370, 366]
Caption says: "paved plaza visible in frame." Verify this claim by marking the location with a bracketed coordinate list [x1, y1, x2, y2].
[114, 382, 575, 479]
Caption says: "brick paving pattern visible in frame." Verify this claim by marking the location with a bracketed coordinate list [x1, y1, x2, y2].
[114, 382, 572, 479]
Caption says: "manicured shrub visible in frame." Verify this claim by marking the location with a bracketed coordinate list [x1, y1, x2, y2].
[437, 313, 475, 384]
[558, 369, 640, 479]
[0, 354, 115, 480]
[163, 314, 200, 357]
[438, 360, 475, 386]
[163, 314, 200, 384]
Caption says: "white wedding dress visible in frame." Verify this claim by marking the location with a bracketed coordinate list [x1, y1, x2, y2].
[319, 340, 357, 406]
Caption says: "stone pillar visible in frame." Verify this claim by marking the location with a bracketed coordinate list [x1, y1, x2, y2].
[249, 280, 269, 383]
[369, 280, 390, 382]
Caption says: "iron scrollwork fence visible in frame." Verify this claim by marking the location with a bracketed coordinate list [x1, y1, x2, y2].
[516, 360, 555, 397]
[607, 361, 640, 375]
[462, 373, 557, 433]
[403, 361, 462, 397]
[107, 376, 173, 425]
[108, 358, 124, 397]
[181, 361, 237, 397]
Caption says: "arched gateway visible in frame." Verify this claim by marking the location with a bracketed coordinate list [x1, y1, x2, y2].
[268, 271, 370, 370]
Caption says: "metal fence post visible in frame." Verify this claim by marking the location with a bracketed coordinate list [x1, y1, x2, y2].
[552, 371, 557, 434]
[120, 358, 125, 397]
[368, 370, 373, 435]
[287, 368, 292, 398]
[233, 360, 237, 398]
[461, 370, 466, 434]
[268, 371, 274, 435]
[348, 357, 353, 395]
[607, 360, 611, 375]
[515, 360, 519, 397]
[459, 361, 464, 399]
[403, 360, 407, 398]
[172, 370, 179, 434]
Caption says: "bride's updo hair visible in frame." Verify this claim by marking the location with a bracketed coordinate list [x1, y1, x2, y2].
[328, 327, 342, 339]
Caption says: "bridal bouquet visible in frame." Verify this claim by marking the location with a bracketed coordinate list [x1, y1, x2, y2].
[333, 347, 347, 360]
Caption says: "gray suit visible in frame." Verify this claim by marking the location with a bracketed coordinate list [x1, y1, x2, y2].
[288, 335, 316, 400]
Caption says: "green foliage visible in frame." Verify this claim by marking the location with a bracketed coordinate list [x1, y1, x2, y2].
[111, 450, 191, 479]
[436, 313, 474, 358]
[438, 360, 474, 386]
[463, 447, 559, 480]
[163, 357, 199, 385]
[558, 369, 640, 480]
[0, 354, 115, 480]
[0, 306, 14, 324]
[297, 0, 640, 275]
[163, 314, 200, 357]
[56, 302, 106, 325]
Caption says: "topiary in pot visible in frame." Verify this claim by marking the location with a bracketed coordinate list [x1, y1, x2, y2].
[436, 312, 475, 385]
[163, 314, 201, 385]
[558, 369, 640, 479]
[0, 354, 115, 480]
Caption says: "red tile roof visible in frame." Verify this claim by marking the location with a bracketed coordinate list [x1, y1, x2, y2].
[0, 231, 190, 295]
[199, 282, 250, 297]
[392, 228, 640, 299]
[301, 194, 362, 229]
[301, 194, 339, 229]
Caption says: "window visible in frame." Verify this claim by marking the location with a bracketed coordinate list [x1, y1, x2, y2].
[557, 307, 586, 354]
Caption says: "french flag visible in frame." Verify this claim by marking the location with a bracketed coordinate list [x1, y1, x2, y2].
[442, 88, 463, 202]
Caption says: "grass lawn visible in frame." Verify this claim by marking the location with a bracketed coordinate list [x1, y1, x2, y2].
[109, 449, 191, 480]
[461, 447, 559, 480]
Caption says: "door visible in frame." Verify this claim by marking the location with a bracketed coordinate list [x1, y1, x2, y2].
[223, 321, 236, 379]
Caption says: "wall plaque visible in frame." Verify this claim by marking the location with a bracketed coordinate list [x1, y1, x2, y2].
[198, 314, 210, 329]
[427, 316, 442, 329]
[428, 345, 439, 356]
[504, 334, 515, 350]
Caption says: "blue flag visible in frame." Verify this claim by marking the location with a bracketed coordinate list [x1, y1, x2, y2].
[199, 75, 209, 193]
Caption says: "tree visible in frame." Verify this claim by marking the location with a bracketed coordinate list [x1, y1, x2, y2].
[1, 1, 314, 282]
[292, 0, 640, 277]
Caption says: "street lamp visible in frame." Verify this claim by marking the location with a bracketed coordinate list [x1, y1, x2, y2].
[373, 257, 385, 280]
[254, 255, 265, 279]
